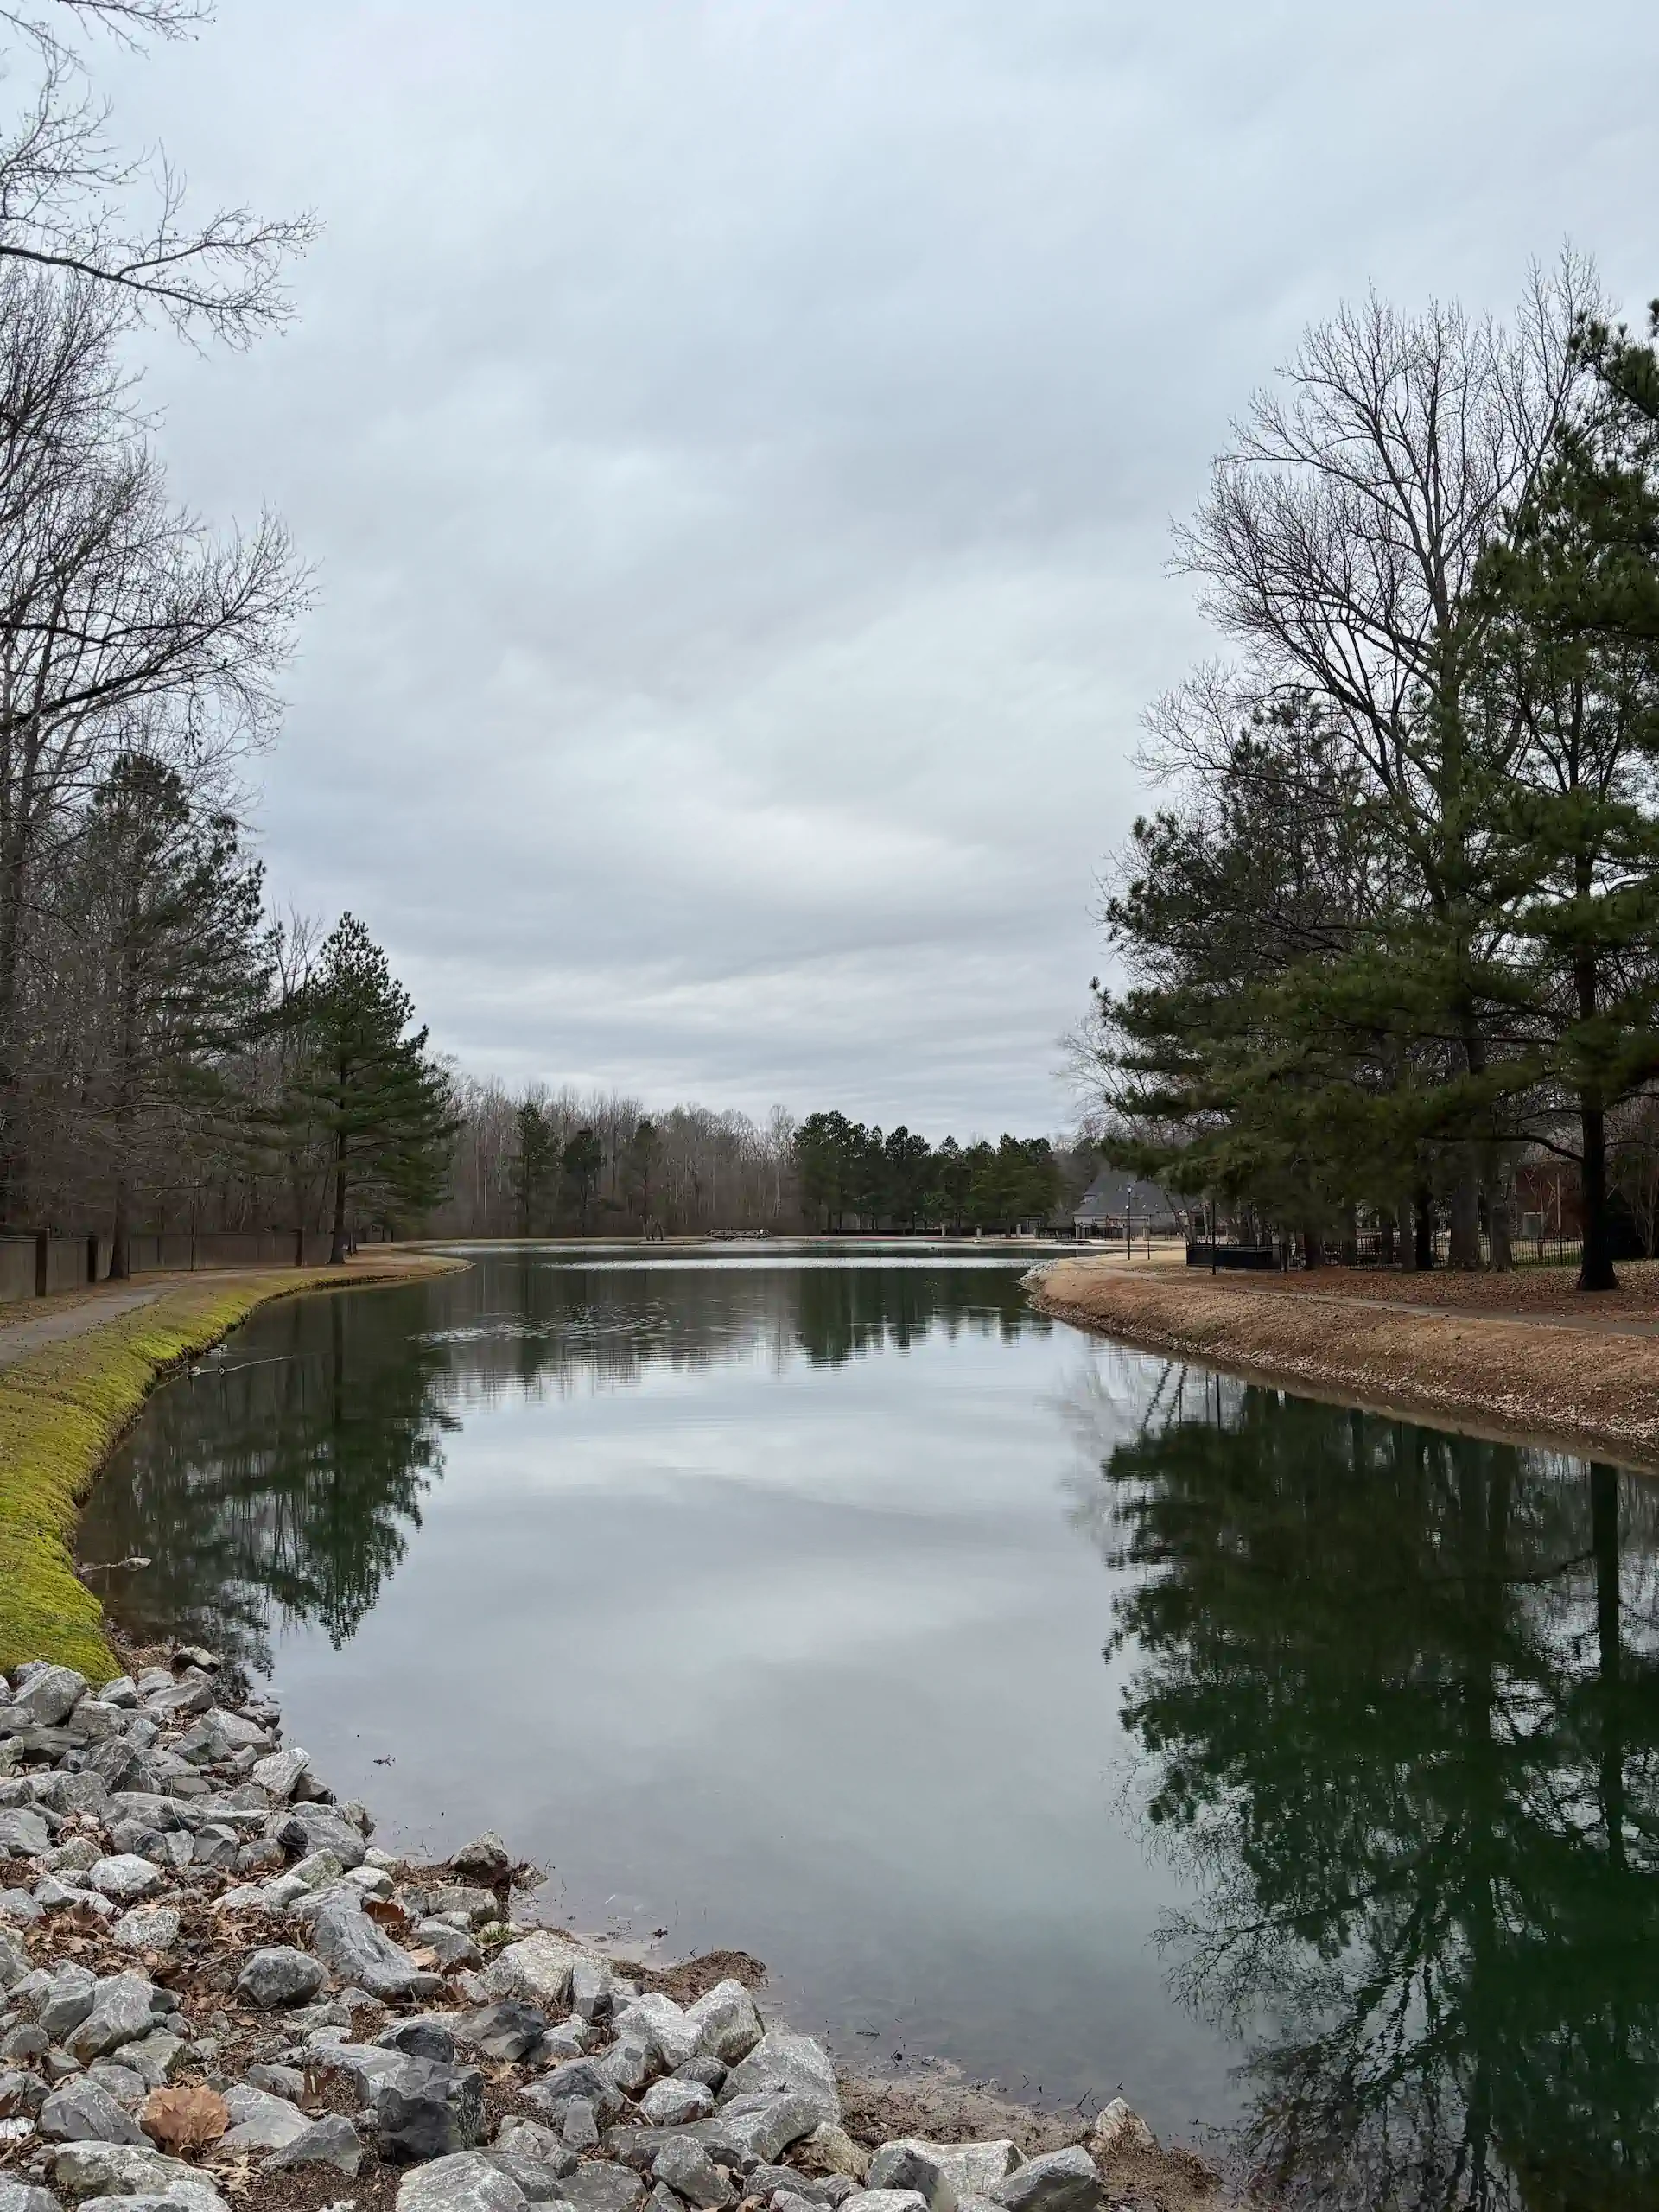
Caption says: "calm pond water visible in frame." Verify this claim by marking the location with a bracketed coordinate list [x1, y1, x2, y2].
[79, 1248, 1659, 2209]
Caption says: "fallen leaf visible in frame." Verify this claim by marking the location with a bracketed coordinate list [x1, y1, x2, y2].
[407, 1946, 440, 1968]
[363, 1897, 407, 1929]
[143, 2085, 230, 2155]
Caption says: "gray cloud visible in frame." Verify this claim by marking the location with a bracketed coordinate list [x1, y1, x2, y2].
[96, 0, 1659, 1132]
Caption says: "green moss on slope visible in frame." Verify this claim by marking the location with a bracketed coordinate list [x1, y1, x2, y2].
[0, 1261, 459, 1679]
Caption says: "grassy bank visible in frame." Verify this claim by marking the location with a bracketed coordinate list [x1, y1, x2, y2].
[1032, 1255, 1659, 1468]
[0, 1256, 464, 1680]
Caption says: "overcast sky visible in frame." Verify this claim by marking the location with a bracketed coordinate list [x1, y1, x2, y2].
[95, 0, 1659, 1136]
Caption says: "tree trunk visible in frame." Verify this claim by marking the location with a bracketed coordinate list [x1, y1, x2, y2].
[1414, 1187, 1435, 1270]
[1580, 1096, 1618, 1291]
[1487, 1176, 1513, 1273]
[109, 1177, 130, 1280]
[329, 1131, 347, 1265]
[1399, 1195, 1418, 1271]
[1449, 1163, 1482, 1268]
[1301, 1223, 1323, 1270]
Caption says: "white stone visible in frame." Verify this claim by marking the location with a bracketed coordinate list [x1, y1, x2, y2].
[86, 1861, 161, 1905]
[110, 1910, 179, 1956]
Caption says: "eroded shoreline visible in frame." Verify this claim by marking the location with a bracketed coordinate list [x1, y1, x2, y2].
[1030, 1255, 1659, 1468]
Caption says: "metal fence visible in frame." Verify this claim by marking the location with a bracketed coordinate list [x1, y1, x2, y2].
[0, 1226, 334, 1302]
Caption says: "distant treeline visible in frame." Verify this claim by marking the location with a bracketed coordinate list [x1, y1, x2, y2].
[793, 1112, 1095, 1233]
[432, 1085, 1096, 1237]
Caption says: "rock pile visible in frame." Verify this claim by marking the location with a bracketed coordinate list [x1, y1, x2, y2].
[0, 1655, 1160, 2212]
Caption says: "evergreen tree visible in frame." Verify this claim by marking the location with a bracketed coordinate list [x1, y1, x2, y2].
[510, 1097, 556, 1236]
[561, 1124, 603, 1233]
[71, 754, 270, 1277]
[287, 913, 455, 1264]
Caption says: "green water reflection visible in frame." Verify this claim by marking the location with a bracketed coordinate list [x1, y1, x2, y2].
[79, 1256, 1659, 2205]
[1083, 1373, 1659, 2209]
[80, 1256, 1039, 1668]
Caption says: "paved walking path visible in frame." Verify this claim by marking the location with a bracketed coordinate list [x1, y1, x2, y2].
[0, 1281, 170, 1370]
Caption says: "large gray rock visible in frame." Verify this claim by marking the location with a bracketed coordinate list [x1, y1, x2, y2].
[0, 2187, 60, 2212]
[250, 1748, 309, 1802]
[639, 2077, 715, 2127]
[85, 1861, 161, 1906]
[267, 2113, 364, 2175]
[396, 2151, 528, 2212]
[614, 1994, 699, 2072]
[379, 2018, 459, 2065]
[982, 2152, 1103, 2212]
[39, 2082, 146, 2146]
[596, 2036, 655, 2095]
[684, 1981, 762, 2066]
[219, 2085, 311, 2152]
[309, 1896, 424, 1999]
[481, 1933, 585, 2012]
[522, 2059, 622, 2129]
[111, 1910, 179, 1957]
[66, 1977, 159, 2062]
[373, 2058, 486, 2163]
[0, 1929, 28, 1989]
[15, 1669, 86, 1727]
[85, 1745, 155, 1799]
[32, 1774, 109, 1823]
[38, 1967, 99, 2043]
[143, 1679, 212, 1722]
[48, 2141, 224, 2210]
[719, 2035, 840, 2127]
[652, 2139, 734, 2210]
[868, 2147, 1018, 2204]
[555, 2173, 643, 2212]
[481, 2154, 575, 2203]
[0, 1808, 51, 1859]
[113, 2034, 186, 2091]
[456, 2002, 546, 2063]
[713, 2094, 825, 2164]
[234, 1947, 327, 2010]
[449, 1834, 511, 1884]
[276, 1805, 366, 1871]
[569, 1960, 613, 2024]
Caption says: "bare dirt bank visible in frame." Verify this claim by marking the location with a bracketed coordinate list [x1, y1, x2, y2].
[1031, 1255, 1659, 1468]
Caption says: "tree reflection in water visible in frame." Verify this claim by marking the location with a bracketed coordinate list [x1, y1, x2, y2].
[1071, 1363, 1659, 2210]
[80, 1255, 1044, 1674]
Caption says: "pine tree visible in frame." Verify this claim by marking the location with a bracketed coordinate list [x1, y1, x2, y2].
[288, 914, 455, 1264]
[71, 754, 270, 1277]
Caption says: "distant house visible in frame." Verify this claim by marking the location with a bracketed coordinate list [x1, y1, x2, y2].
[1073, 1170, 1184, 1239]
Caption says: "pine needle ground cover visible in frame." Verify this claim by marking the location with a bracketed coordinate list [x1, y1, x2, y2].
[1033, 1257, 1659, 1469]
[0, 1258, 461, 1678]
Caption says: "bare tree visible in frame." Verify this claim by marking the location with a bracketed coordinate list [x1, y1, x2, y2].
[0, 3, 314, 344]
[0, 264, 305, 1220]
[1173, 256, 1596, 1262]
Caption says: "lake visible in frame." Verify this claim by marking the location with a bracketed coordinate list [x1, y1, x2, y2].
[79, 1247, 1659, 2208]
